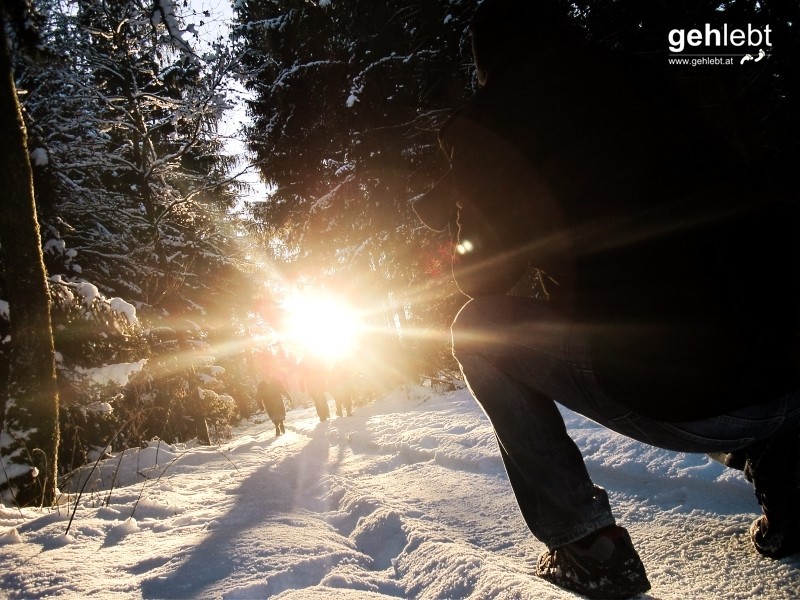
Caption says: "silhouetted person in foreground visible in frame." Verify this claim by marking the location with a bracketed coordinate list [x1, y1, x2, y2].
[256, 376, 292, 436]
[414, 1, 800, 597]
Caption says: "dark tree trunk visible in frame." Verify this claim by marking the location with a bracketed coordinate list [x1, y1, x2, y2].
[0, 13, 60, 507]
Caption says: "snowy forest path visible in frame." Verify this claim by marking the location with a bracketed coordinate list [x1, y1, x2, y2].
[2, 387, 799, 599]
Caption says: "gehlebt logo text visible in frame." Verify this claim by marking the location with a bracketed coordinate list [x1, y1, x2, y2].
[668, 24, 772, 66]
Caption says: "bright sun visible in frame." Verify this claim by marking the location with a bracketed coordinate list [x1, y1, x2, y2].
[280, 292, 361, 363]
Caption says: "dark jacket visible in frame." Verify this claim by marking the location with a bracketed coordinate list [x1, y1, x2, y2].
[416, 41, 799, 421]
[257, 379, 289, 422]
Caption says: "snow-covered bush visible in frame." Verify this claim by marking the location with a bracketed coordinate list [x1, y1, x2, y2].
[45, 276, 148, 474]
[117, 326, 243, 449]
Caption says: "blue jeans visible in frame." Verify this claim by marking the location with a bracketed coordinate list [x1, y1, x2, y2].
[452, 295, 800, 549]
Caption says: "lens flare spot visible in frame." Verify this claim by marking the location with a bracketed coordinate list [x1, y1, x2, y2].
[456, 239, 474, 255]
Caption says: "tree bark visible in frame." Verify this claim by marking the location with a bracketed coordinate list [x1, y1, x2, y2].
[0, 15, 60, 507]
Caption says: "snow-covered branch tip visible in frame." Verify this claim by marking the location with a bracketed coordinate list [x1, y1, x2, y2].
[150, 0, 194, 56]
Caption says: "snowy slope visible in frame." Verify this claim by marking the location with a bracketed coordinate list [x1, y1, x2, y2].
[1, 385, 798, 599]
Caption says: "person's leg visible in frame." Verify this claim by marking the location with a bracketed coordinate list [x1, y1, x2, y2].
[311, 392, 328, 421]
[744, 427, 800, 558]
[454, 296, 800, 457]
[455, 295, 800, 558]
[335, 394, 343, 417]
[568, 388, 800, 458]
[452, 297, 615, 548]
[321, 393, 331, 420]
[542, 317, 800, 561]
[453, 296, 651, 598]
[638, 401, 800, 559]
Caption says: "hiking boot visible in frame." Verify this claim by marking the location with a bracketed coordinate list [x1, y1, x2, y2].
[536, 525, 651, 599]
[750, 514, 800, 559]
[745, 431, 800, 559]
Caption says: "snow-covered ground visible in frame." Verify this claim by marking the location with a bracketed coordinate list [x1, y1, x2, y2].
[1, 385, 798, 599]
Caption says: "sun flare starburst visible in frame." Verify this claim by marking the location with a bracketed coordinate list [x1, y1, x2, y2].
[279, 292, 361, 363]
